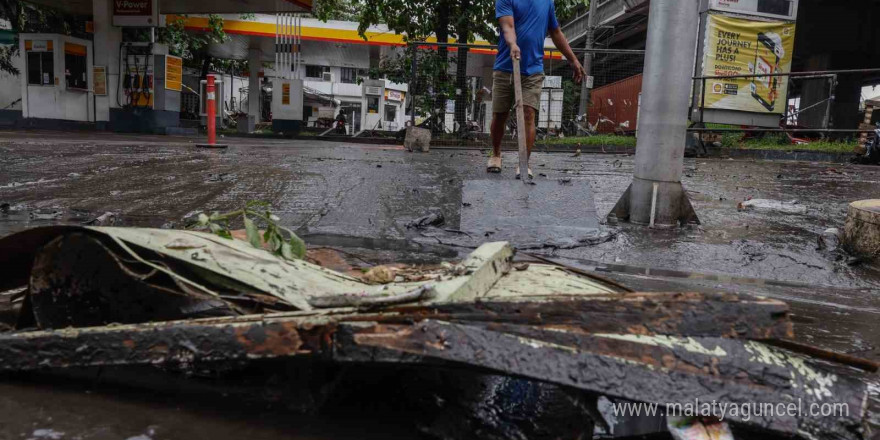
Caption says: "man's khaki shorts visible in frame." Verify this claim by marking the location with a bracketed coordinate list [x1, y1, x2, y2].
[491, 70, 544, 113]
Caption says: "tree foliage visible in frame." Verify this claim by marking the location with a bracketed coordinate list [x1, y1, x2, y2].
[315, 0, 587, 125]
[315, 0, 586, 44]
[0, 0, 89, 75]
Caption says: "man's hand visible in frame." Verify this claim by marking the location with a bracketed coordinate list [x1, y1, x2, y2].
[510, 43, 522, 60]
[570, 59, 585, 84]
[549, 27, 587, 84]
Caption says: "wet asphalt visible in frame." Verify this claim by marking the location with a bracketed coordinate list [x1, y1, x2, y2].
[1, 130, 880, 439]
[0, 129, 878, 359]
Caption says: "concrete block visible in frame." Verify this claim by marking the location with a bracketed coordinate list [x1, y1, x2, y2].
[843, 200, 880, 260]
[237, 115, 255, 134]
[405, 126, 431, 152]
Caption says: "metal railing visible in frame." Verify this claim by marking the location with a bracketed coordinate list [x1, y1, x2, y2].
[402, 42, 645, 150]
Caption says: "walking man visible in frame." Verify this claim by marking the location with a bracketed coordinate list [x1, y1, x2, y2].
[487, 0, 585, 178]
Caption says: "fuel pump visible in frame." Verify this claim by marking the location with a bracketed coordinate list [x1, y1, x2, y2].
[119, 42, 156, 109]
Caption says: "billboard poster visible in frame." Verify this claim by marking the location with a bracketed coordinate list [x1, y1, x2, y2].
[702, 14, 795, 114]
[165, 55, 183, 91]
[93, 66, 107, 96]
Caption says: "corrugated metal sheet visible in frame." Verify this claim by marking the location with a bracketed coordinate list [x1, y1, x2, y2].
[588, 74, 642, 134]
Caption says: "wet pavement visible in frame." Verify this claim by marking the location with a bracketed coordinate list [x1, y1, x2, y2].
[1, 130, 879, 437]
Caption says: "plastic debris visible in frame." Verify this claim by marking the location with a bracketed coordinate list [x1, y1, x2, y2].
[737, 199, 807, 214]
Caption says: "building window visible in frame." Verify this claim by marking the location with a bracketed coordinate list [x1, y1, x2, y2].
[27, 51, 54, 86]
[367, 96, 379, 114]
[340, 67, 364, 84]
[64, 43, 88, 90]
[306, 65, 329, 79]
[385, 104, 396, 122]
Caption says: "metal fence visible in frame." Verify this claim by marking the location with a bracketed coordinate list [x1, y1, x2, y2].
[690, 68, 880, 137]
[403, 42, 645, 151]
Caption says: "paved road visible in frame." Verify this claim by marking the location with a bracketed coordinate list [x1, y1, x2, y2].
[1, 130, 879, 358]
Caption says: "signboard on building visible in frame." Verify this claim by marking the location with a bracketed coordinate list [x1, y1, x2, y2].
[165, 55, 182, 91]
[385, 90, 404, 102]
[113, 0, 159, 27]
[27, 40, 51, 52]
[282, 83, 291, 105]
[709, 0, 798, 21]
[93, 66, 107, 96]
[702, 14, 795, 114]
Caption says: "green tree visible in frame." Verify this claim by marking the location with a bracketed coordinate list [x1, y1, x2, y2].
[315, 0, 587, 128]
[158, 14, 232, 77]
[0, 0, 88, 75]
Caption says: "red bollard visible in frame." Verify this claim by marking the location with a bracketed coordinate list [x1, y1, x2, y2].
[197, 74, 227, 148]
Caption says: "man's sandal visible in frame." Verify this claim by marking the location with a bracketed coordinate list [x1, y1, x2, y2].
[487, 156, 502, 173]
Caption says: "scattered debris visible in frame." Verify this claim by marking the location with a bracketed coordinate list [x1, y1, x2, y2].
[737, 198, 807, 214]
[407, 212, 445, 229]
[0, 203, 9, 214]
[818, 228, 841, 252]
[572, 149, 581, 157]
[668, 417, 734, 440]
[363, 265, 395, 284]
[0, 227, 875, 440]
[84, 211, 118, 226]
[28, 210, 63, 220]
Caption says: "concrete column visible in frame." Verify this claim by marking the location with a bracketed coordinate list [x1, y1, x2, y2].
[248, 48, 262, 123]
[608, 0, 700, 227]
[798, 54, 831, 128]
[92, 0, 122, 126]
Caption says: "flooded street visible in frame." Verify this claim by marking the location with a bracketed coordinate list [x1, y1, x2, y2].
[1, 131, 879, 438]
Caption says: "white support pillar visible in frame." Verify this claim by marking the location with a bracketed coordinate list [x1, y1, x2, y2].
[248, 48, 262, 123]
[608, 0, 701, 227]
[92, 0, 122, 126]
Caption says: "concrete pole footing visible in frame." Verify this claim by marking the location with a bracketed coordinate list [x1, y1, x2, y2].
[608, 178, 699, 228]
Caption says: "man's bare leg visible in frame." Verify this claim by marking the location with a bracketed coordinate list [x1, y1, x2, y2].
[490, 111, 509, 157]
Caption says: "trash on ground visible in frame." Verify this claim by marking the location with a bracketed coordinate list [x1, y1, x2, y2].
[406, 212, 445, 229]
[737, 198, 808, 214]
[818, 227, 841, 252]
[0, 226, 875, 440]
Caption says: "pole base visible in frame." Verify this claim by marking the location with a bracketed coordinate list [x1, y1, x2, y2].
[607, 178, 699, 228]
[196, 144, 228, 149]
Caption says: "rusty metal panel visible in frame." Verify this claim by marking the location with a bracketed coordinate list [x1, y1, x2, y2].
[589, 73, 642, 134]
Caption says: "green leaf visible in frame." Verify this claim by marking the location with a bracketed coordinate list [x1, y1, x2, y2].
[288, 234, 307, 259]
[262, 224, 274, 243]
[197, 213, 209, 225]
[268, 232, 282, 252]
[244, 216, 262, 249]
[280, 242, 294, 260]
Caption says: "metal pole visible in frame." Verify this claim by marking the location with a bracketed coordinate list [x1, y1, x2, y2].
[609, 0, 701, 227]
[577, 0, 599, 117]
[823, 75, 836, 131]
[207, 75, 216, 145]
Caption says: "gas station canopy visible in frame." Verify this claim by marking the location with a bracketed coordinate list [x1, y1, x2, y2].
[24, 0, 312, 16]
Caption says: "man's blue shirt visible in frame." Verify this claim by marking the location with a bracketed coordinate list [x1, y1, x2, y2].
[493, 0, 559, 75]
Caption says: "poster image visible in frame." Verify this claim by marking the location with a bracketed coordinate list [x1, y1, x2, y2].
[702, 14, 795, 114]
[165, 55, 183, 91]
